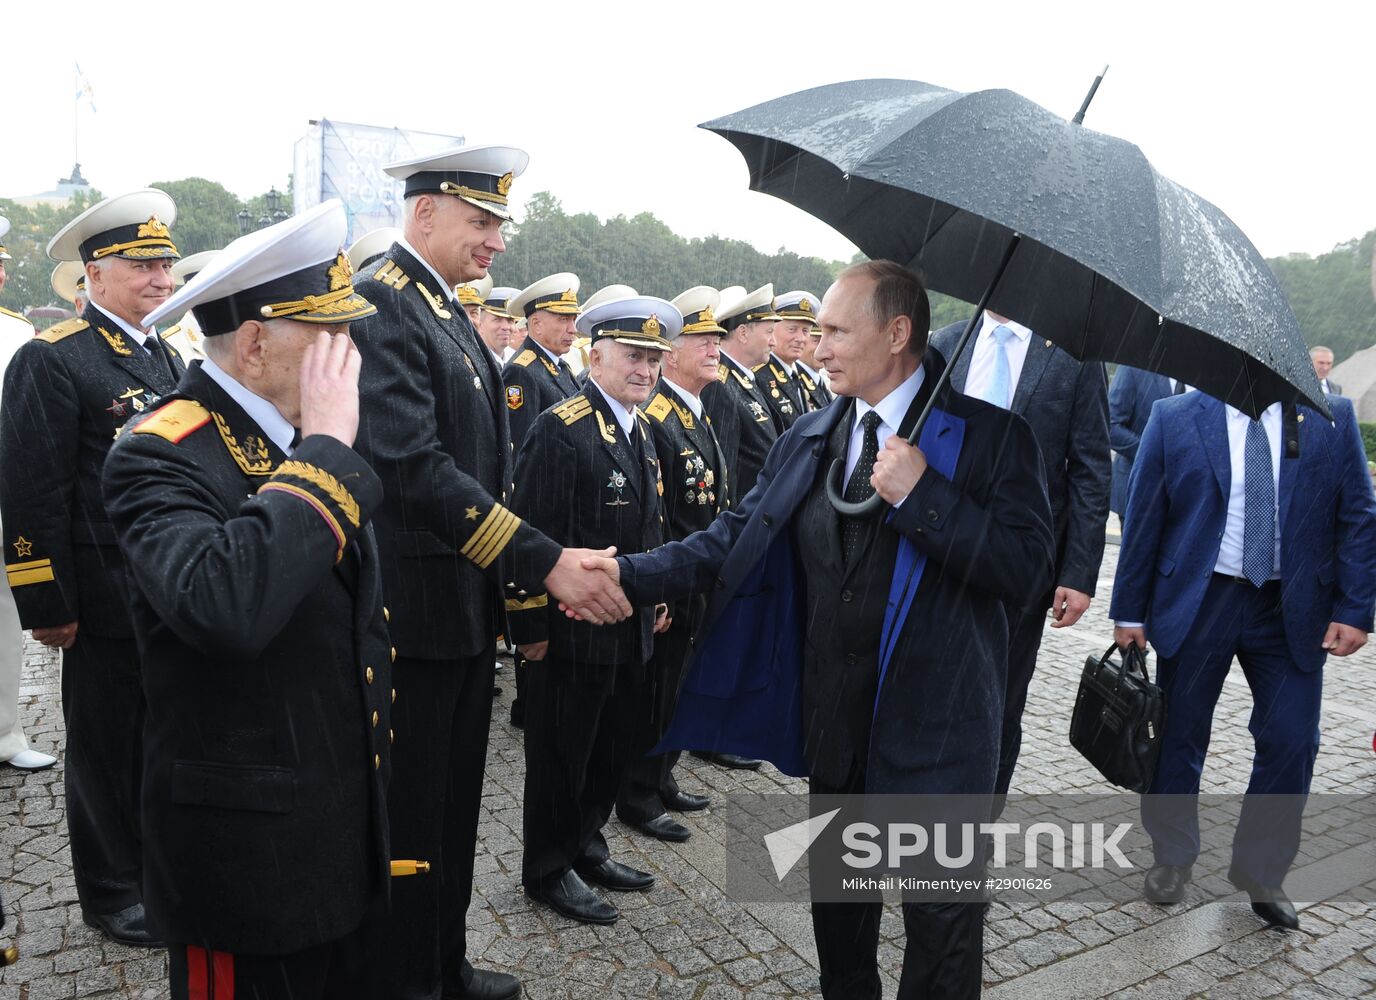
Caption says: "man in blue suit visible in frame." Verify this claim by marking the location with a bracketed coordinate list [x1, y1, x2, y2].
[587, 261, 1055, 998]
[1110, 390, 1376, 930]
[1107, 365, 1182, 516]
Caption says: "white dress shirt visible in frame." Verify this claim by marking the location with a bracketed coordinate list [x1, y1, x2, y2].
[200, 357, 297, 456]
[846, 366, 925, 506]
[91, 301, 154, 351]
[963, 312, 1033, 407]
[590, 379, 638, 444]
[396, 237, 455, 302]
[664, 377, 703, 419]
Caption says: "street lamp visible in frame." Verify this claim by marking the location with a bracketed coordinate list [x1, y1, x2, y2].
[235, 186, 290, 235]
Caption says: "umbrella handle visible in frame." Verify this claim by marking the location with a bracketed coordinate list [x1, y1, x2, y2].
[826, 234, 1023, 517]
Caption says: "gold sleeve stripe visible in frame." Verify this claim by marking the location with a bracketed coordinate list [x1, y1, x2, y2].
[7, 558, 55, 587]
[460, 505, 522, 569]
[258, 482, 346, 562]
[274, 461, 361, 527]
[504, 594, 548, 612]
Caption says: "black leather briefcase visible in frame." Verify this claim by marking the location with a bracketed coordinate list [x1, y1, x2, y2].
[1069, 643, 1165, 793]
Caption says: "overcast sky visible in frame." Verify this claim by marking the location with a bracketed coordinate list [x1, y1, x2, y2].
[4, 1, 1371, 267]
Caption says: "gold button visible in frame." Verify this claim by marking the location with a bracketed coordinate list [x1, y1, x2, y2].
[389, 729, 395, 744]
[366, 667, 374, 684]
[391, 688, 397, 704]
[391, 647, 397, 663]
[372, 711, 379, 727]
[383, 606, 390, 623]
[374, 754, 381, 769]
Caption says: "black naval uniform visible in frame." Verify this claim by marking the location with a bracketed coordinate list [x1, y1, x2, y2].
[507, 385, 664, 891]
[0, 305, 184, 917]
[501, 335, 580, 451]
[756, 353, 801, 430]
[797, 362, 834, 412]
[350, 244, 562, 999]
[615, 379, 730, 826]
[501, 335, 581, 724]
[703, 350, 780, 500]
[102, 364, 391, 999]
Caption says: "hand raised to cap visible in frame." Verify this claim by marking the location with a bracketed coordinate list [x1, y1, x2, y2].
[299, 330, 361, 447]
[544, 546, 631, 624]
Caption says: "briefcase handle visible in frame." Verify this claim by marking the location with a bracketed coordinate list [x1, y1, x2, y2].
[1101, 642, 1150, 688]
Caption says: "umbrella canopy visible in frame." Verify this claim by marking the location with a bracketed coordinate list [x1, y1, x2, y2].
[704, 78, 1327, 417]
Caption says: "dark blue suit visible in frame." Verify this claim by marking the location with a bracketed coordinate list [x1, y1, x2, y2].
[1110, 392, 1376, 887]
[1107, 366, 1175, 516]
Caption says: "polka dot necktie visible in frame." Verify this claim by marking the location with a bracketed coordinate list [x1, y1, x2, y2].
[842, 411, 883, 563]
[1241, 418, 1275, 587]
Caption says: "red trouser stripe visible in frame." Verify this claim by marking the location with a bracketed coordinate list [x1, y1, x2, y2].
[186, 944, 235, 999]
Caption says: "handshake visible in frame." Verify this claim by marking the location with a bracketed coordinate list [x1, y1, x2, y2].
[544, 547, 629, 624]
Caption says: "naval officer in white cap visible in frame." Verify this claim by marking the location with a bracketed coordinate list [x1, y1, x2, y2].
[106, 199, 391, 999]
[1, 189, 186, 946]
[350, 144, 630, 1000]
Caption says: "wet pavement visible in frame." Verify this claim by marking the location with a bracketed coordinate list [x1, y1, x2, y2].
[3, 540, 1374, 998]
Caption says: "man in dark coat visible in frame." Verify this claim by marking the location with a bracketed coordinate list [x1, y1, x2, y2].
[350, 145, 629, 1000]
[509, 296, 676, 925]
[103, 201, 392, 998]
[589, 262, 1055, 998]
[930, 313, 1110, 800]
[1107, 365, 1180, 516]
[1, 189, 187, 946]
[614, 286, 729, 842]
[502, 272, 582, 451]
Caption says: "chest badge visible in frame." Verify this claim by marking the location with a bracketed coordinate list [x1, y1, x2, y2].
[606, 470, 630, 507]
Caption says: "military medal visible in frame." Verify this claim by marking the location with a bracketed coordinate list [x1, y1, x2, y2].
[606, 470, 629, 506]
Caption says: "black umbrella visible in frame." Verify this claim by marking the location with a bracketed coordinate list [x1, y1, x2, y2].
[703, 78, 1326, 434]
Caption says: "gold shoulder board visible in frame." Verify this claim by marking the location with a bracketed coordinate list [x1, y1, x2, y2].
[552, 395, 593, 425]
[36, 317, 89, 344]
[513, 349, 537, 368]
[716, 363, 728, 383]
[132, 399, 211, 444]
[645, 393, 673, 423]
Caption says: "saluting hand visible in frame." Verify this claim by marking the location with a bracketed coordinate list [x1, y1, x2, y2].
[871, 435, 927, 505]
[299, 330, 361, 447]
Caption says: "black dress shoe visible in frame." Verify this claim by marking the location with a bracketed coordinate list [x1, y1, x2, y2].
[82, 903, 163, 947]
[526, 870, 617, 924]
[663, 789, 710, 812]
[444, 967, 521, 1000]
[634, 813, 691, 842]
[691, 751, 762, 770]
[509, 704, 524, 728]
[1228, 869, 1300, 930]
[1143, 864, 1192, 904]
[491, 684, 501, 697]
[576, 857, 655, 892]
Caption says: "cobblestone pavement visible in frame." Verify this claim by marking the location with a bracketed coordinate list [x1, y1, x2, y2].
[3, 540, 1374, 998]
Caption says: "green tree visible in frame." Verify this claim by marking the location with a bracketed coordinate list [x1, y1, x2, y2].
[0, 190, 102, 313]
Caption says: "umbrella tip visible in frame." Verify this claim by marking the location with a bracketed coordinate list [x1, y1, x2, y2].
[1071, 65, 1110, 126]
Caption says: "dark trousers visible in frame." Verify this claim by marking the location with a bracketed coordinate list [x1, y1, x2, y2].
[62, 634, 143, 914]
[993, 606, 1049, 799]
[510, 654, 528, 724]
[1143, 576, 1319, 888]
[616, 621, 691, 825]
[382, 653, 494, 1000]
[522, 653, 642, 887]
[169, 915, 378, 1000]
[809, 770, 984, 1000]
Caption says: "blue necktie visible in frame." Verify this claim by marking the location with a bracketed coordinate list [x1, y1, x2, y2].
[983, 325, 1014, 409]
[1241, 419, 1276, 587]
